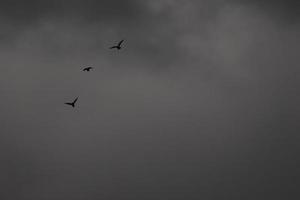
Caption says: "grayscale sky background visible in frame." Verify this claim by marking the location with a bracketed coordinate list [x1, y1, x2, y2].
[0, 0, 299, 199]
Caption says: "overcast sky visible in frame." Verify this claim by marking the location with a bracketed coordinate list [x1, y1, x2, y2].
[0, 1, 299, 199]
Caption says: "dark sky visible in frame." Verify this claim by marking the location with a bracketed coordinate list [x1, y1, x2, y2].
[0, 1, 299, 199]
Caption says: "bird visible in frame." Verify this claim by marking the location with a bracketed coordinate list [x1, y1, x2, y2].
[110, 39, 124, 50]
[83, 67, 93, 72]
[65, 97, 78, 108]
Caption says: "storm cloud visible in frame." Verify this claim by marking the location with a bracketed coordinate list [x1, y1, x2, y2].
[0, 1, 299, 200]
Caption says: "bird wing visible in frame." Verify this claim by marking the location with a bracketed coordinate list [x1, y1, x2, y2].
[110, 46, 117, 49]
[65, 102, 72, 106]
[118, 40, 124, 46]
[73, 97, 78, 104]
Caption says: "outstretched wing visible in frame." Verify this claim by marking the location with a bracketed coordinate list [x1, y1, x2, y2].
[118, 40, 124, 46]
[65, 102, 72, 106]
[73, 97, 78, 104]
[110, 46, 117, 49]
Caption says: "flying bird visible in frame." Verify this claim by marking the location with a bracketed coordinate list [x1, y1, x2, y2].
[65, 97, 78, 108]
[83, 67, 93, 72]
[110, 39, 124, 50]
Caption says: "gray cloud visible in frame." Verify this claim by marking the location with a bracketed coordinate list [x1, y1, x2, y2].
[232, 0, 300, 23]
[0, 0, 143, 21]
[0, 1, 299, 200]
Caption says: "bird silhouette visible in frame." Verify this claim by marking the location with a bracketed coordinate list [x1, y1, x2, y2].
[110, 39, 124, 50]
[65, 97, 78, 108]
[83, 67, 93, 72]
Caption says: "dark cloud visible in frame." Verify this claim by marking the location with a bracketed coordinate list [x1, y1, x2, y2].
[0, 0, 299, 24]
[0, 0, 144, 22]
[233, 0, 300, 22]
[0, 1, 299, 200]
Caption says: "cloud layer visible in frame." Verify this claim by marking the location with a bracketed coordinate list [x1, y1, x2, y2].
[0, 1, 299, 199]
